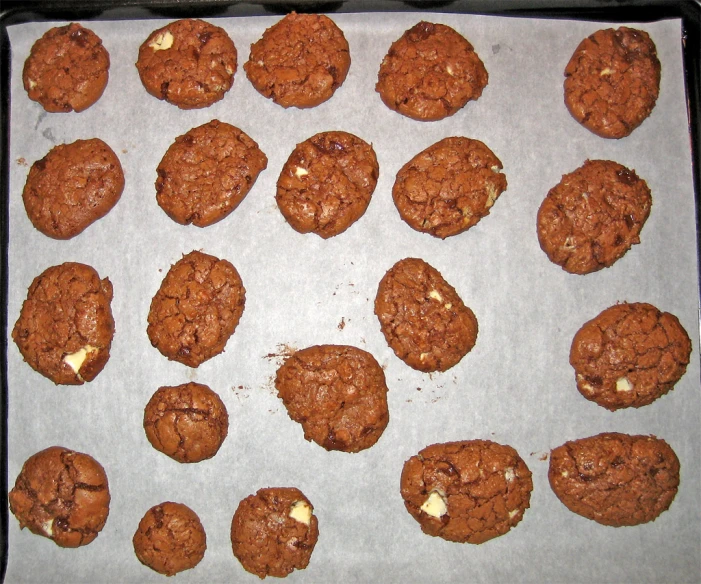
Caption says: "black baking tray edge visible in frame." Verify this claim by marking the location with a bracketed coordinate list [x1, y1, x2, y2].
[1, 1, 699, 580]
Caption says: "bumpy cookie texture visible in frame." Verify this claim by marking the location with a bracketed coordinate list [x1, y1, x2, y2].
[570, 302, 691, 410]
[8, 446, 110, 547]
[12, 262, 115, 385]
[275, 345, 389, 453]
[375, 258, 478, 372]
[23, 23, 109, 113]
[549, 433, 679, 526]
[156, 120, 268, 227]
[400, 440, 532, 544]
[244, 12, 350, 108]
[231, 487, 319, 579]
[147, 250, 245, 367]
[537, 159, 652, 275]
[564, 27, 661, 139]
[136, 19, 237, 109]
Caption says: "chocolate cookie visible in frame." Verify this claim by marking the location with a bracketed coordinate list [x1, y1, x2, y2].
[156, 120, 268, 227]
[275, 345, 389, 453]
[548, 433, 679, 526]
[23, 23, 110, 113]
[393, 137, 507, 238]
[136, 19, 237, 109]
[376, 21, 488, 121]
[244, 12, 350, 109]
[9, 446, 110, 547]
[231, 487, 319, 579]
[375, 258, 478, 372]
[400, 440, 532, 544]
[564, 27, 661, 139]
[12, 262, 115, 385]
[536, 159, 652, 274]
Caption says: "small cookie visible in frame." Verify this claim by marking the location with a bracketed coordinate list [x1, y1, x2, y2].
[376, 21, 488, 121]
[400, 440, 532, 544]
[564, 27, 661, 139]
[136, 19, 237, 109]
[23, 23, 110, 113]
[275, 345, 389, 453]
[570, 302, 691, 410]
[231, 487, 319, 579]
[156, 120, 268, 227]
[536, 159, 652, 274]
[244, 12, 350, 108]
[9, 446, 110, 547]
[375, 258, 478, 372]
[548, 433, 679, 526]
[276, 131, 379, 238]
[147, 250, 245, 367]
[393, 137, 507, 238]
[23, 138, 124, 239]
[12, 262, 115, 385]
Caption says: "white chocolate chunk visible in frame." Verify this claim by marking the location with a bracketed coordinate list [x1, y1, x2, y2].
[63, 345, 98, 374]
[149, 30, 174, 51]
[508, 509, 520, 519]
[419, 352, 430, 362]
[420, 490, 447, 518]
[616, 377, 633, 392]
[294, 166, 309, 178]
[504, 467, 515, 482]
[444, 303, 452, 310]
[561, 470, 569, 478]
[289, 500, 312, 526]
[446, 64, 455, 76]
[42, 519, 54, 537]
[600, 67, 613, 76]
[28, 79, 37, 89]
[428, 289, 443, 302]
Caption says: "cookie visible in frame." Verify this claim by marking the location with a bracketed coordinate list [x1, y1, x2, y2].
[570, 302, 691, 410]
[231, 487, 319, 579]
[376, 21, 488, 121]
[244, 12, 350, 109]
[536, 159, 652, 274]
[133, 502, 206, 576]
[400, 440, 532, 544]
[375, 258, 478, 372]
[22, 138, 124, 239]
[564, 27, 661, 139]
[156, 119, 268, 227]
[143, 382, 229, 463]
[9, 446, 110, 547]
[147, 250, 245, 367]
[23, 23, 109, 113]
[12, 262, 115, 385]
[393, 137, 507, 239]
[276, 131, 379, 238]
[548, 433, 679, 526]
[275, 345, 389, 453]
[136, 19, 237, 109]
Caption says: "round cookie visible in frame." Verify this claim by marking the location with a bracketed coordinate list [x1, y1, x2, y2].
[23, 138, 124, 239]
[564, 27, 661, 139]
[156, 119, 268, 227]
[136, 19, 237, 109]
[570, 302, 691, 410]
[244, 12, 350, 109]
[23, 23, 110, 113]
[276, 131, 379, 238]
[376, 21, 488, 121]
[375, 257, 478, 372]
[536, 159, 652, 275]
[231, 487, 319, 579]
[9, 446, 110, 548]
[548, 433, 679, 526]
[275, 345, 389, 453]
[400, 440, 532, 544]
[393, 137, 507, 239]
[12, 262, 115, 385]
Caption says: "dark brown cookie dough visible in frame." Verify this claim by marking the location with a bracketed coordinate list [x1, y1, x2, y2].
[9, 446, 110, 548]
[376, 21, 488, 121]
[231, 487, 319, 579]
[12, 262, 115, 385]
[275, 345, 389, 453]
[244, 12, 350, 109]
[564, 27, 661, 139]
[537, 159, 652, 275]
[548, 433, 679, 526]
[400, 440, 532, 544]
[156, 120, 268, 227]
